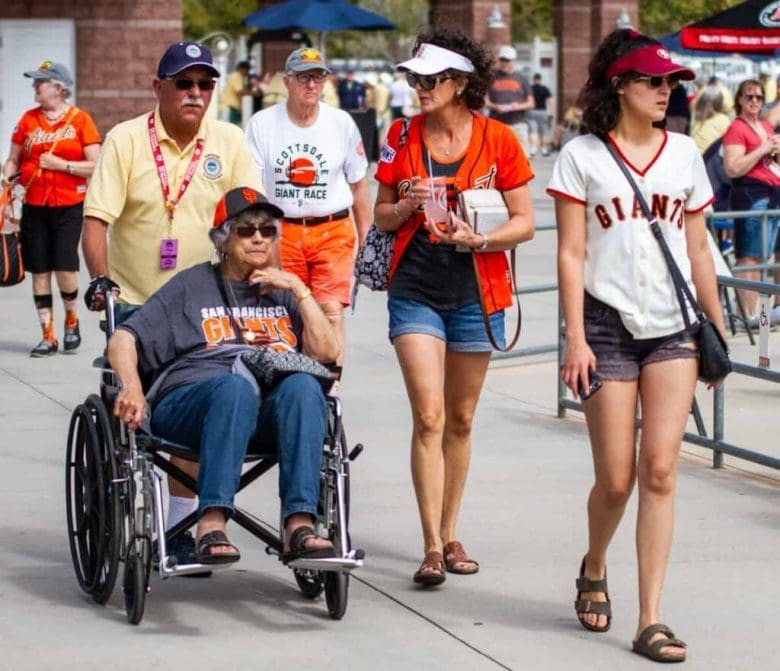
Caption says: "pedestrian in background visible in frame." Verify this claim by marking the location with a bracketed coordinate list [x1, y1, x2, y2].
[219, 60, 251, 125]
[528, 72, 553, 156]
[1, 60, 100, 357]
[690, 89, 729, 154]
[337, 69, 365, 111]
[485, 45, 534, 156]
[665, 81, 691, 134]
[389, 70, 414, 120]
[374, 28, 534, 587]
[550, 29, 724, 664]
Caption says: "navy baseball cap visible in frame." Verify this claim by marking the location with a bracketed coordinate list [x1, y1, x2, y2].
[157, 41, 220, 79]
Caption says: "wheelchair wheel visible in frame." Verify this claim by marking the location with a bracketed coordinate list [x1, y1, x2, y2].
[124, 534, 151, 625]
[294, 569, 324, 599]
[66, 403, 108, 596]
[324, 421, 350, 620]
[324, 571, 348, 620]
[84, 395, 122, 604]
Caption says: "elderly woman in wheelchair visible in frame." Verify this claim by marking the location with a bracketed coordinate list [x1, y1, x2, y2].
[108, 187, 340, 565]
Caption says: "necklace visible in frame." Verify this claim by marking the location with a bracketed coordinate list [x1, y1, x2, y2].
[43, 107, 68, 123]
[223, 272, 258, 344]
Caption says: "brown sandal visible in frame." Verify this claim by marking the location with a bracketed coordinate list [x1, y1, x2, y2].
[574, 556, 612, 632]
[413, 551, 446, 586]
[632, 624, 687, 663]
[443, 541, 479, 574]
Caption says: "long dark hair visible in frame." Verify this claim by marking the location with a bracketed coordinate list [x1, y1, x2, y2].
[581, 29, 662, 135]
[411, 28, 494, 111]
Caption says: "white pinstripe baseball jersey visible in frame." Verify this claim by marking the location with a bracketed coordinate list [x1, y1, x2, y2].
[548, 131, 714, 339]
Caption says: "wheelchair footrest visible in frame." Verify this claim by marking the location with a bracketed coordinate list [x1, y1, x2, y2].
[287, 549, 365, 572]
[158, 560, 232, 578]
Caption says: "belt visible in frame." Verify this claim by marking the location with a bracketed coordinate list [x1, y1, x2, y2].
[282, 209, 350, 225]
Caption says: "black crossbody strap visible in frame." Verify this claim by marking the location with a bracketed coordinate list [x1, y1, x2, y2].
[601, 137, 706, 328]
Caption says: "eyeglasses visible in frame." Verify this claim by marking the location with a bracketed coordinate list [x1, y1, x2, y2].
[743, 93, 764, 102]
[405, 72, 454, 91]
[633, 75, 680, 90]
[169, 77, 216, 91]
[232, 223, 278, 239]
[293, 72, 326, 84]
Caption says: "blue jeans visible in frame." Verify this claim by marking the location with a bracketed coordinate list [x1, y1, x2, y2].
[151, 372, 327, 521]
[734, 196, 779, 259]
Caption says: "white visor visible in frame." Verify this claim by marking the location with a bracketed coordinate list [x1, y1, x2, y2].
[396, 43, 474, 75]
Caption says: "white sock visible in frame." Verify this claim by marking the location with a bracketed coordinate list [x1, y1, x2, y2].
[166, 496, 197, 531]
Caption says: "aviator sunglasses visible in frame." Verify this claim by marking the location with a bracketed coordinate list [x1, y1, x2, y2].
[169, 77, 216, 91]
[405, 72, 454, 91]
[743, 93, 764, 102]
[232, 222, 278, 239]
[632, 74, 680, 90]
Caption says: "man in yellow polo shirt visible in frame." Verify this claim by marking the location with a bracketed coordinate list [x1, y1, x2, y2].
[82, 41, 262, 568]
[219, 60, 251, 125]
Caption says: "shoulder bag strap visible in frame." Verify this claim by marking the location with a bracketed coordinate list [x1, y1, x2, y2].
[24, 106, 80, 191]
[473, 249, 521, 352]
[601, 137, 706, 328]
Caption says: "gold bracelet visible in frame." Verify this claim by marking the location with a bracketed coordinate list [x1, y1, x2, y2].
[296, 287, 313, 303]
[393, 201, 407, 221]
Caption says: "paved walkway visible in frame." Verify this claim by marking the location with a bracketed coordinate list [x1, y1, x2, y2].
[1, 154, 778, 671]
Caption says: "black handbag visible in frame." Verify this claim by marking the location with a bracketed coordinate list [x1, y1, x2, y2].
[354, 223, 394, 291]
[240, 349, 335, 394]
[602, 138, 732, 383]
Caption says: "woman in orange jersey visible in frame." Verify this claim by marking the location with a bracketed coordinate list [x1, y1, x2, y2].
[374, 29, 535, 586]
[1, 61, 100, 357]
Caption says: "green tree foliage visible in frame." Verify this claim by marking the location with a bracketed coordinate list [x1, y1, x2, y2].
[511, 0, 553, 41]
[183, 0, 258, 40]
[640, 0, 744, 37]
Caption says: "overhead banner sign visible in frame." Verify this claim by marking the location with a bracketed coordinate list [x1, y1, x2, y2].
[680, 0, 780, 54]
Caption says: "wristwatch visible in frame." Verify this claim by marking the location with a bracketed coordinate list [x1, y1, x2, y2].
[66, 163, 74, 175]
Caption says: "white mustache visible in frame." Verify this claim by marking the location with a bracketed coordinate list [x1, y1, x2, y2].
[182, 98, 204, 107]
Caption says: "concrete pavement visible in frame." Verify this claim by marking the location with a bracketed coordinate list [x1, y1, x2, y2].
[1, 153, 778, 671]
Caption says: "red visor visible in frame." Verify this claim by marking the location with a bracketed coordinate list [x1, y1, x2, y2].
[606, 45, 695, 81]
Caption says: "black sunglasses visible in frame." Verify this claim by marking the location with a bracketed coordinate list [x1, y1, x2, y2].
[169, 77, 216, 91]
[743, 93, 764, 101]
[633, 75, 680, 90]
[232, 223, 278, 239]
[405, 72, 454, 91]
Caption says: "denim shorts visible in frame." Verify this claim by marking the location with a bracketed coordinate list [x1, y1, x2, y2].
[388, 296, 505, 352]
[734, 197, 779, 259]
[583, 293, 697, 381]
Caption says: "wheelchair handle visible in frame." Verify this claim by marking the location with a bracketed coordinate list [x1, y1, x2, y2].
[105, 288, 118, 338]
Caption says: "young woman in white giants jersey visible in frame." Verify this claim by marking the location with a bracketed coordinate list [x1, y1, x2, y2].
[548, 29, 726, 664]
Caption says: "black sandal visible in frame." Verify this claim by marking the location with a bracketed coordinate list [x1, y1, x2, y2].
[282, 525, 335, 564]
[195, 530, 241, 565]
[632, 624, 687, 663]
[574, 556, 612, 632]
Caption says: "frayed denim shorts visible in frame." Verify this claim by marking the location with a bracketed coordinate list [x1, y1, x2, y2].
[584, 293, 697, 381]
[388, 296, 504, 352]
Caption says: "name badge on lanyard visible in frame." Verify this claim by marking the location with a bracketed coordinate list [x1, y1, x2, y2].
[147, 113, 205, 270]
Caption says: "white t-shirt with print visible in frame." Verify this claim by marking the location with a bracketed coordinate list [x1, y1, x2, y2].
[245, 102, 368, 218]
[547, 132, 714, 339]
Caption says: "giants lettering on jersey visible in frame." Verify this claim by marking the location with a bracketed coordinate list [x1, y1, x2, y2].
[199, 304, 298, 350]
[273, 143, 330, 207]
[594, 193, 684, 230]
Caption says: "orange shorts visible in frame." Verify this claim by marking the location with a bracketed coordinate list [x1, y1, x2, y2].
[280, 217, 357, 306]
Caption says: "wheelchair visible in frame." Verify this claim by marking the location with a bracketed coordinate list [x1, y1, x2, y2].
[65, 291, 364, 625]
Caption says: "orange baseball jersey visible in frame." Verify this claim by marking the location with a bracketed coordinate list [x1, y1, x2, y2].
[376, 113, 533, 313]
[12, 106, 101, 206]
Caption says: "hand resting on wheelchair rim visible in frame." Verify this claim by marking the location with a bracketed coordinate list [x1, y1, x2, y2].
[106, 187, 341, 565]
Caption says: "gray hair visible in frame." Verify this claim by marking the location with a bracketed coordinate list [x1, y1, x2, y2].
[54, 82, 72, 100]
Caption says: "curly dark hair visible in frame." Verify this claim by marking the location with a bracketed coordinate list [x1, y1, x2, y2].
[410, 27, 494, 111]
[581, 29, 661, 135]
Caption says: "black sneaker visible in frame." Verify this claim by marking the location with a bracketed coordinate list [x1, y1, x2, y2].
[63, 321, 81, 353]
[152, 530, 212, 578]
[30, 338, 58, 357]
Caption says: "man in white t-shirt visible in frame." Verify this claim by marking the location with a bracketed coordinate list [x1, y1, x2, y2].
[389, 71, 414, 120]
[245, 47, 371, 364]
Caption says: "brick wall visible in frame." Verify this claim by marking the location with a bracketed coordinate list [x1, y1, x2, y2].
[429, 0, 511, 57]
[1, 0, 182, 134]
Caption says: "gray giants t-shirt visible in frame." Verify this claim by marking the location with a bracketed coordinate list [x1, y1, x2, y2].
[120, 262, 303, 403]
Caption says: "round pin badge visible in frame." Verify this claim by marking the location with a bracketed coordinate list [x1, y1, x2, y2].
[185, 44, 202, 58]
[203, 154, 223, 180]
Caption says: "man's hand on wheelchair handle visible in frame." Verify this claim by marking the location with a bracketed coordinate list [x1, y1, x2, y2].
[85, 275, 120, 311]
[114, 383, 146, 431]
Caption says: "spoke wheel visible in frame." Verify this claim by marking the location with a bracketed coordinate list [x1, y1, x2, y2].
[84, 395, 122, 604]
[65, 403, 107, 595]
[324, 421, 350, 620]
[124, 534, 151, 625]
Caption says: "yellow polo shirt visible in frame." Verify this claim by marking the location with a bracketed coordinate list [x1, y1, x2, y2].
[219, 70, 244, 112]
[84, 108, 262, 305]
